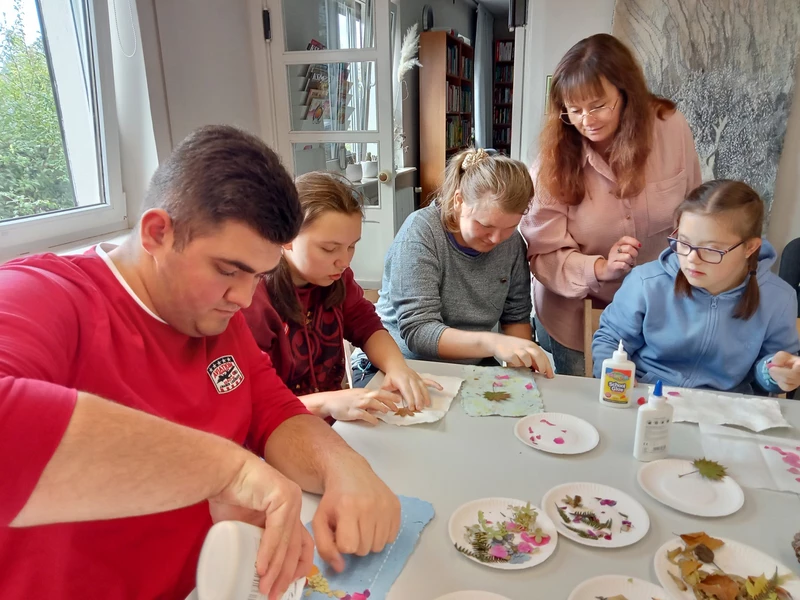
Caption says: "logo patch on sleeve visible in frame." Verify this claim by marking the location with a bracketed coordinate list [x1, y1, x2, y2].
[207, 355, 245, 394]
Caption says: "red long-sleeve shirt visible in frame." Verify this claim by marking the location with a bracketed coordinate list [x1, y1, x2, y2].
[243, 268, 384, 395]
[0, 246, 309, 599]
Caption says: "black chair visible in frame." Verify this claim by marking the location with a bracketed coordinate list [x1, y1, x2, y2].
[778, 238, 800, 399]
[779, 237, 800, 317]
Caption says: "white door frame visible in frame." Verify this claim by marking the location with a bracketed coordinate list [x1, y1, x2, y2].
[248, 0, 397, 289]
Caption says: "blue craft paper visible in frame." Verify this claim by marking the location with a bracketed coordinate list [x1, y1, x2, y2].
[303, 495, 434, 600]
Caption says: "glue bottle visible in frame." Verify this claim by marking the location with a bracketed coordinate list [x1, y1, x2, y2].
[598, 340, 636, 408]
[194, 520, 305, 600]
[633, 380, 673, 462]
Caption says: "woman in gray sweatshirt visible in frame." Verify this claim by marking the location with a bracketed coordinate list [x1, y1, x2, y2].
[376, 148, 553, 375]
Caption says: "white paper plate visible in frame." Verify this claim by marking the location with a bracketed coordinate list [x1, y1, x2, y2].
[568, 575, 667, 600]
[541, 482, 649, 548]
[637, 459, 745, 517]
[448, 497, 558, 570]
[514, 412, 600, 455]
[434, 593, 512, 600]
[654, 536, 800, 600]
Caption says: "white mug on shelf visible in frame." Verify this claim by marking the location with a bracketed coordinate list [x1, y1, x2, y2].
[345, 163, 363, 182]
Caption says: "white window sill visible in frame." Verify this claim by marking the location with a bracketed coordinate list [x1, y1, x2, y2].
[51, 228, 132, 256]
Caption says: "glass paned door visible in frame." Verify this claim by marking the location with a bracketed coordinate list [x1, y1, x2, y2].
[266, 0, 396, 287]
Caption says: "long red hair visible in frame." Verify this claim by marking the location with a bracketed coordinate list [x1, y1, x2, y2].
[537, 34, 675, 205]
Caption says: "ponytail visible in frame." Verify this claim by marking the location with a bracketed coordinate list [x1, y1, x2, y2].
[733, 254, 760, 320]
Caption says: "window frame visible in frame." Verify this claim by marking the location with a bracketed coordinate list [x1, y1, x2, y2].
[0, 0, 127, 261]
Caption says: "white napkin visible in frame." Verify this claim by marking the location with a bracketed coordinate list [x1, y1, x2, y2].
[656, 386, 791, 432]
[368, 372, 464, 426]
[699, 424, 800, 494]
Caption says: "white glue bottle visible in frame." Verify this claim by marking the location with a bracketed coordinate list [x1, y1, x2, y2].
[598, 340, 636, 408]
[194, 521, 304, 600]
[633, 380, 674, 462]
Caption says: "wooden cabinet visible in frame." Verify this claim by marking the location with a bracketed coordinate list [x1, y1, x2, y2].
[419, 31, 474, 206]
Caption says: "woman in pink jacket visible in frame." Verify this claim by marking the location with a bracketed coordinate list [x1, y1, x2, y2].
[521, 33, 701, 375]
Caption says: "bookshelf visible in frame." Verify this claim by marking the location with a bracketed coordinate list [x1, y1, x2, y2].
[493, 40, 514, 153]
[419, 31, 474, 206]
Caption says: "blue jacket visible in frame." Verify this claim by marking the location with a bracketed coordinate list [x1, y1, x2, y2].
[592, 241, 799, 392]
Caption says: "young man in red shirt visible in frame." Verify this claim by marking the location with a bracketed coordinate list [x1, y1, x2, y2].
[0, 125, 400, 600]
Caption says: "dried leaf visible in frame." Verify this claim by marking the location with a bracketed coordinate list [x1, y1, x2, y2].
[697, 574, 740, 600]
[394, 407, 419, 417]
[680, 532, 725, 551]
[680, 558, 703, 579]
[667, 546, 685, 564]
[669, 571, 688, 591]
[746, 574, 771, 598]
[693, 458, 728, 481]
[694, 543, 716, 563]
[563, 495, 582, 508]
[483, 391, 511, 402]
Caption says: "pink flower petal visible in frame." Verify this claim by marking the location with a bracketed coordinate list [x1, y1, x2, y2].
[535, 435, 541, 439]
[489, 545, 509, 558]
[525, 383, 533, 390]
[667, 391, 681, 396]
[788, 467, 800, 475]
[561, 429, 567, 433]
[553, 437, 565, 444]
[495, 374, 510, 380]
[540, 419, 556, 426]
[528, 427, 533, 433]
[517, 541, 533, 553]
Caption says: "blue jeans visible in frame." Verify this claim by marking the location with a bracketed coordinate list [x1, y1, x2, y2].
[534, 318, 586, 377]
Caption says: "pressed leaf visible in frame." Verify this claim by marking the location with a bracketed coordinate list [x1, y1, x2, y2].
[563, 494, 582, 508]
[679, 558, 703, 578]
[696, 574, 740, 600]
[667, 546, 685, 564]
[483, 391, 511, 402]
[694, 543, 716, 563]
[693, 458, 728, 481]
[747, 574, 771, 598]
[669, 571, 688, 591]
[394, 407, 419, 417]
[680, 532, 725, 551]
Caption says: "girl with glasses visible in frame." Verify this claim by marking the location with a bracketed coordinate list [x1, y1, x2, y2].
[520, 34, 701, 376]
[593, 180, 800, 394]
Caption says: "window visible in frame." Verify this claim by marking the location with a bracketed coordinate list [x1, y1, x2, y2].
[0, 0, 125, 259]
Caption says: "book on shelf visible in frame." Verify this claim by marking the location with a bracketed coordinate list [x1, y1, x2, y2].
[495, 41, 514, 62]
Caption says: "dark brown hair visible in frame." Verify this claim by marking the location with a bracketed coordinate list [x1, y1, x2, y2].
[266, 171, 365, 325]
[437, 148, 533, 233]
[537, 34, 676, 206]
[674, 180, 765, 320]
[142, 125, 303, 248]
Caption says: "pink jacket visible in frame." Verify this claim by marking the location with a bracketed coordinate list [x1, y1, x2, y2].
[520, 110, 701, 351]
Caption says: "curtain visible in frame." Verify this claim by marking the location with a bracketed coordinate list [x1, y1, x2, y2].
[474, 4, 494, 148]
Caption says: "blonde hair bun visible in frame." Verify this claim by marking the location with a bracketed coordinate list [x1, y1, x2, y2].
[461, 148, 490, 171]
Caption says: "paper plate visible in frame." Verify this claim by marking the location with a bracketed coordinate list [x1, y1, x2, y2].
[514, 412, 600, 455]
[541, 482, 649, 548]
[567, 575, 667, 600]
[434, 593, 512, 600]
[448, 497, 558, 570]
[654, 536, 800, 600]
[637, 459, 744, 517]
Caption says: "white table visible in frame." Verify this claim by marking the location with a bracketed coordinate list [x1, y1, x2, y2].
[300, 361, 800, 599]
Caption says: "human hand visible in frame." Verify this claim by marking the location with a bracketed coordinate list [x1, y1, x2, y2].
[381, 365, 443, 411]
[595, 236, 642, 282]
[483, 332, 554, 377]
[312, 455, 401, 572]
[210, 455, 314, 600]
[320, 388, 401, 424]
[767, 351, 800, 392]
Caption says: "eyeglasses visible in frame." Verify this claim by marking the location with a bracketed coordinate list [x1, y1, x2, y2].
[667, 228, 746, 265]
[559, 96, 620, 125]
